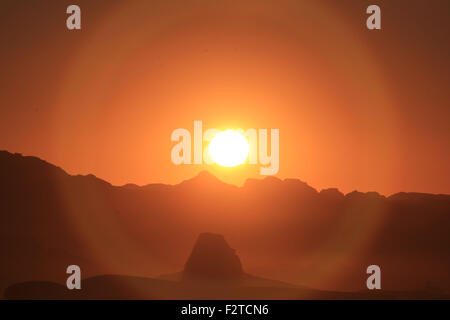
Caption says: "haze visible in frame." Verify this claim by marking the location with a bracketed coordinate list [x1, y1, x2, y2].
[0, 0, 449, 195]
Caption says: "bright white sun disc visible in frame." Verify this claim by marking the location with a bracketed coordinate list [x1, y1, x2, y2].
[208, 130, 249, 167]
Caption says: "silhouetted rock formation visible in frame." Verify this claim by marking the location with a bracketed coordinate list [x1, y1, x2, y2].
[320, 188, 345, 200]
[183, 233, 243, 283]
[1, 150, 450, 295]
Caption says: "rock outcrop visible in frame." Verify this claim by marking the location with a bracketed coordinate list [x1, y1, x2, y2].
[183, 233, 244, 283]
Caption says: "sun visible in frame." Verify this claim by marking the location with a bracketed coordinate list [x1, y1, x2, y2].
[208, 130, 249, 167]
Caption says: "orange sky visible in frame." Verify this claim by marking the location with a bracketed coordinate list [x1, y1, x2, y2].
[0, 0, 449, 195]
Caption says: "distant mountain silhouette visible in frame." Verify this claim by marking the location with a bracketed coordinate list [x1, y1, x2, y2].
[1, 150, 450, 299]
[181, 170, 230, 187]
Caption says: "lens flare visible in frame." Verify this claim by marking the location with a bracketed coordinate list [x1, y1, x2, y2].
[208, 130, 249, 167]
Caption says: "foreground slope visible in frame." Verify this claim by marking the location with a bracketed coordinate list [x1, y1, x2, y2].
[1, 150, 450, 297]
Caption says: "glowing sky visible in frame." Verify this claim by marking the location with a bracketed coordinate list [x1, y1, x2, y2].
[0, 0, 449, 195]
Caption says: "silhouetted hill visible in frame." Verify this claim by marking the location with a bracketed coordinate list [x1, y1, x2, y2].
[6, 231, 449, 300]
[1, 150, 450, 298]
[180, 170, 231, 187]
[6, 275, 449, 300]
